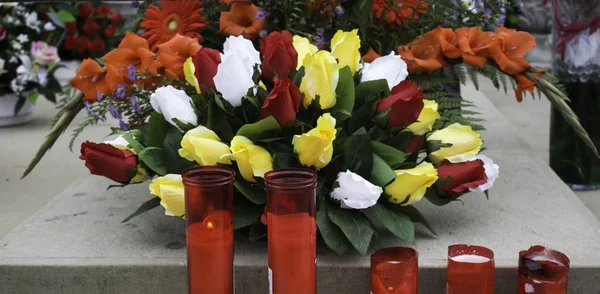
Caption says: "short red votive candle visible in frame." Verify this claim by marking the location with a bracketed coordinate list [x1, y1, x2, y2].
[446, 244, 495, 294]
[371, 247, 419, 294]
[517, 246, 570, 294]
[182, 166, 235, 294]
[265, 168, 318, 294]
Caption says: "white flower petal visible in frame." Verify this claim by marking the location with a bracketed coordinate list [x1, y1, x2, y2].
[469, 155, 499, 193]
[104, 135, 129, 147]
[150, 86, 198, 131]
[222, 35, 261, 69]
[214, 53, 255, 107]
[360, 52, 408, 91]
[330, 170, 383, 209]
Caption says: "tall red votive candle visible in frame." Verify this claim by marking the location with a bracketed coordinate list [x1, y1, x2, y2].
[371, 247, 419, 294]
[265, 168, 317, 294]
[182, 166, 235, 294]
[446, 244, 495, 294]
[517, 246, 570, 294]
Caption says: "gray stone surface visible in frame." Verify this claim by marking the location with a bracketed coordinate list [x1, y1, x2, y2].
[2, 84, 600, 293]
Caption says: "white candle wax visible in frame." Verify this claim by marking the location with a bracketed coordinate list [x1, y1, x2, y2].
[450, 254, 491, 263]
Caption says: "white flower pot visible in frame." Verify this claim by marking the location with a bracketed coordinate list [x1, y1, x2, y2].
[0, 93, 35, 127]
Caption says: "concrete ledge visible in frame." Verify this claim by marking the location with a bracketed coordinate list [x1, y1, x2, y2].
[2, 84, 600, 293]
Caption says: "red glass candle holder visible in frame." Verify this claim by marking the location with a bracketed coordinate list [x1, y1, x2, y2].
[371, 247, 419, 294]
[446, 244, 495, 294]
[517, 246, 570, 294]
[265, 168, 318, 294]
[182, 166, 235, 294]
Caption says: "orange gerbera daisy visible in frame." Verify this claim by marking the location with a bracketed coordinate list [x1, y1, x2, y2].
[140, 0, 208, 51]
[156, 34, 202, 78]
[70, 59, 124, 101]
[219, 2, 265, 40]
[373, 0, 428, 27]
[102, 32, 155, 77]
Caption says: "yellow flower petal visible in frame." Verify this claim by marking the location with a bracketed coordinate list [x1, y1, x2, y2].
[179, 126, 232, 165]
[384, 163, 438, 206]
[227, 136, 273, 183]
[292, 35, 318, 70]
[183, 57, 201, 94]
[427, 123, 482, 164]
[407, 100, 440, 135]
[149, 174, 185, 217]
[300, 50, 339, 109]
[292, 113, 337, 169]
[330, 29, 361, 74]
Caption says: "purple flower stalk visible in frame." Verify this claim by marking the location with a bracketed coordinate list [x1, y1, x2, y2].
[255, 8, 266, 20]
[130, 96, 141, 114]
[259, 29, 268, 38]
[96, 115, 106, 122]
[300, 18, 307, 25]
[316, 27, 325, 36]
[130, 0, 140, 8]
[113, 84, 126, 99]
[108, 105, 122, 120]
[126, 64, 136, 81]
[334, 5, 344, 17]
[83, 101, 92, 116]
[119, 120, 128, 131]
[96, 91, 103, 102]
[483, 8, 492, 23]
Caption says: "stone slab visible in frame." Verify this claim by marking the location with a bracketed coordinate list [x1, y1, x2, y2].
[2, 84, 600, 293]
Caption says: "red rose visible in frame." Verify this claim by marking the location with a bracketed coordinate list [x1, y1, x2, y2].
[104, 25, 117, 38]
[191, 47, 222, 94]
[437, 160, 488, 197]
[77, 37, 91, 52]
[376, 80, 425, 128]
[261, 78, 301, 126]
[89, 37, 106, 53]
[260, 30, 298, 81]
[80, 142, 138, 183]
[110, 12, 123, 25]
[64, 36, 75, 50]
[83, 20, 100, 36]
[96, 4, 113, 18]
[405, 135, 424, 154]
[78, 3, 94, 19]
[65, 22, 77, 36]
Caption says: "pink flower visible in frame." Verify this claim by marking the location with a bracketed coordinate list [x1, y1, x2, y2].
[30, 41, 60, 66]
[0, 25, 6, 41]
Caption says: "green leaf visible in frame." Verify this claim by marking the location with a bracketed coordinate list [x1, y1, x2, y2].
[234, 181, 266, 204]
[236, 116, 281, 141]
[171, 118, 195, 133]
[328, 203, 375, 255]
[317, 202, 351, 255]
[425, 188, 459, 206]
[372, 203, 414, 243]
[370, 154, 396, 187]
[331, 66, 355, 121]
[273, 152, 301, 169]
[47, 12, 65, 28]
[162, 129, 194, 174]
[146, 112, 170, 149]
[354, 79, 390, 103]
[293, 66, 305, 87]
[122, 133, 146, 155]
[57, 10, 75, 22]
[234, 194, 263, 229]
[394, 205, 437, 236]
[373, 108, 391, 127]
[249, 223, 268, 241]
[138, 147, 167, 176]
[28, 90, 39, 105]
[427, 140, 452, 153]
[122, 197, 161, 223]
[371, 141, 406, 169]
[344, 130, 373, 177]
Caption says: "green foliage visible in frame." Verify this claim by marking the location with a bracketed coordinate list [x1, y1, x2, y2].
[328, 203, 375, 255]
[372, 204, 415, 244]
[122, 197, 161, 223]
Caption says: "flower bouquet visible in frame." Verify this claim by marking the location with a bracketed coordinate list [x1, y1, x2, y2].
[23, 0, 597, 254]
[0, 2, 65, 115]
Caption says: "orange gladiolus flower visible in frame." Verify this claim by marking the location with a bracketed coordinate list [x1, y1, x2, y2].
[102, 32, 155, 78]
[490, 27, 536, 75]
[373, 0, 428, 27]
[140, 0, 208, 51]
[219, 2, 265, 40]
[71, 59, 124, 101]
[398, 33, 445, 73]
[455, 27, 500, 69]
[156, 34, 202, 78]
[362, 47, 381, 63]
[432, 27, 461, 59]
[515, 72, 543, 102]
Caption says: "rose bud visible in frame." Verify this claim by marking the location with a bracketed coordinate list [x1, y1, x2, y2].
[79, 141, 139, 184]
[260, 30, 298, 81]
[376, 80, 425, 128]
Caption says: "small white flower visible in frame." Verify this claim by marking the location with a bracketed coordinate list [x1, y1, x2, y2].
[448, 154, 500, 193]
[10, 79, 24, 93]
[104, 135, 130, 148]
[9, 56, 18, 64]
[360, 52, 409, 91]
[43, 22, 56, 31]
[16, 34, 29, 43]
[330, 170, 383, 209]
[25, 12, 41, 32]
[150, 86, 198, 131]
[12, 41, 22, 50]
[36, 68, 48, 87]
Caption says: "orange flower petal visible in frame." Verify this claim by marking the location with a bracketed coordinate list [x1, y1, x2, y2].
[219, 2, 265, 39]
[157, 34, 201, 56]
[514, 73, 542, 102]
[156, 53, 185, 78]
[119, 32, 151, 52]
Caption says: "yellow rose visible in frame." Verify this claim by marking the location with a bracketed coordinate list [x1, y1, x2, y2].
[292, 35, 318, 70]
[149, 174, 185, 217]
[330, 29, 361, 74]
[407, 100, 441, 135]
[183, 57, 201, 94]
[179, 126, 232, 166]
[292, 113, 337, 169]
[223, 136, 273, 183]
[300, 50, 339, 109]
[427, 123, 483, 164]
[384, 162, 438, 205]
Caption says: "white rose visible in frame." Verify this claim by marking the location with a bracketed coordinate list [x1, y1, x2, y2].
[150, 86, 198, 131]
[222, 35, 261, 69]
[360, 52, 409, 91]
[330, 170, 383, 209]
[213, 51, 255, 107]
[30, 41, 60, 66]
[104, 135, 129, 148]
[448, 155, 500, 193]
